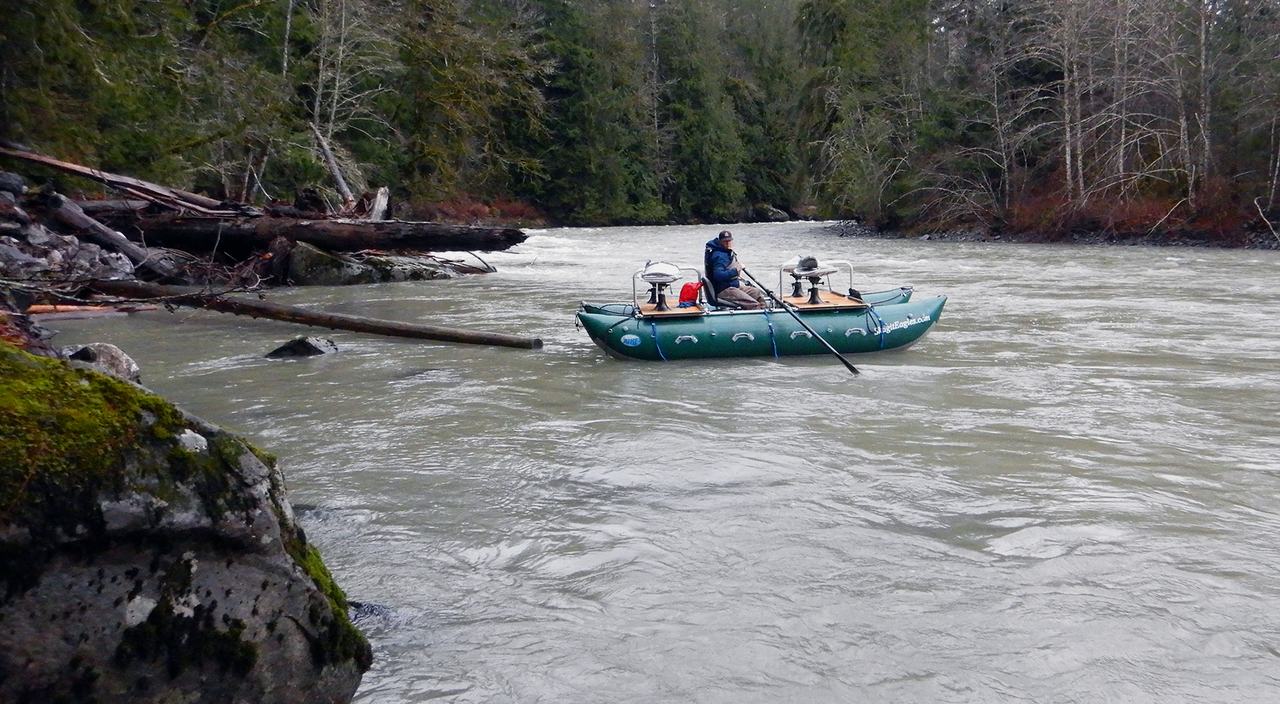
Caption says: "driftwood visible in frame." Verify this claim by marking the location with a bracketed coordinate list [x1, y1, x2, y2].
[0, 146, 251, 216]
[109, 214, 527, 254]
[38, 193, 182, 280]
[89, 279, 543, 350]
[75, 199, 151, 216]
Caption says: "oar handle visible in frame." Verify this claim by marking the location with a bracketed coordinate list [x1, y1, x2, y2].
[741, 268, 860, 376]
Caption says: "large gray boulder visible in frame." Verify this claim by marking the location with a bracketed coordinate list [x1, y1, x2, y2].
[285, 241, 466, 285]
[0, 344, 371, 703]
[285, 241, 376, 286]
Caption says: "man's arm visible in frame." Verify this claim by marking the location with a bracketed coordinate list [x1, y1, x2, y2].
[707, 250, 734, 282]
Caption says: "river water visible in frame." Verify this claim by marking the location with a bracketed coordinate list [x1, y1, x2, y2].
[45, 222, 1280, 702]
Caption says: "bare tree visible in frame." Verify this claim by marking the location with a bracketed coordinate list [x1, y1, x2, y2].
[304, 0, 401, 200]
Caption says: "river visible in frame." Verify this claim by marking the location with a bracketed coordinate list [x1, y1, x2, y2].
[45, 222, 1280, 702]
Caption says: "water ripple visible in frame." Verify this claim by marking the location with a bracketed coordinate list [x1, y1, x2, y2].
[42, 223, 1280, 702]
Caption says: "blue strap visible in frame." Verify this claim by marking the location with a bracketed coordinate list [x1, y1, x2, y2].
[867, 308, 887, 350]
[762, 309, 779, 358]
[650, 322, 668, 361]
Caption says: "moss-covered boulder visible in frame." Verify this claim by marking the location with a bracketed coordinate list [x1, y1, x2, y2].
[0, 342, 371, 702]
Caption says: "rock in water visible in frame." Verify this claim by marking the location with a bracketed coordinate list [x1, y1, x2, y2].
[0, 342, 371, 703]
[266, 337, 339, 359]
[62, 342, 143, 382]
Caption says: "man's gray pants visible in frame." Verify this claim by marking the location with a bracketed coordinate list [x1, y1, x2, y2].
[718, 285, 766, 309]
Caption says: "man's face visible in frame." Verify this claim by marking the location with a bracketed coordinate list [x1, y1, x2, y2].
[723, 237, 734, 250]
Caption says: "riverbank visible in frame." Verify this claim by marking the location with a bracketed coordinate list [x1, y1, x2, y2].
[832, 220, 1280, 250]
[408, 194, 1280, 250]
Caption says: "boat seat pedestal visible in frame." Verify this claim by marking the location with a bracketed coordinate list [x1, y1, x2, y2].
[647, 282, 672, 311]
[793, 265, 839, 305]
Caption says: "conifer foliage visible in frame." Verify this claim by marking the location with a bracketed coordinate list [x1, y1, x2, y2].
[4, 0, 1279, 234]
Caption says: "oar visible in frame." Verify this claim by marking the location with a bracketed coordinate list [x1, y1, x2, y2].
[740, 268, 860, 376]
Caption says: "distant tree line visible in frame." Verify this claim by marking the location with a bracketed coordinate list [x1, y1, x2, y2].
[3, 0, 1278, 234]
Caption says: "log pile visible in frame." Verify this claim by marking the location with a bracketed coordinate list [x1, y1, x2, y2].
[0, 147, 537, 350]
[102, 213, 525, 257]
[0, 145, 527, 267]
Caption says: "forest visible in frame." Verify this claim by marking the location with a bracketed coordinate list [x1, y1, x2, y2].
[3, 0, 1279, 239]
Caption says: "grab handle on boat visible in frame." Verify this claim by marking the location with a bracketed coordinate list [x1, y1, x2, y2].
[732, 332, 755, 342]
[674, 335, 698, 345]
[790, 330, 812, 340]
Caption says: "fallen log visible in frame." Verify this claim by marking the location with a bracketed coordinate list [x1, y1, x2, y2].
[89, 279, 543, 350]
[0, 145, 251, 216]
[26, 303, 159, 319]
[112, 214, 527, 254]
[37, 193, 183, 280]
[310, 123, 355, 210]
[75, 199, 151, 216]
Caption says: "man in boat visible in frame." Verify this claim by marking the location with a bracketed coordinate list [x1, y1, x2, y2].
[704, 230, 766, 309]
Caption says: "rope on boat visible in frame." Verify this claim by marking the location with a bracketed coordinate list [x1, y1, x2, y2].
[763, 309, 780, 358]
[867, 307, 887, 350]
[650, 321, 668, 361]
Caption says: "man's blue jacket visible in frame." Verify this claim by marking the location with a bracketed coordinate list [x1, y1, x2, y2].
[704, 238, 740, 292]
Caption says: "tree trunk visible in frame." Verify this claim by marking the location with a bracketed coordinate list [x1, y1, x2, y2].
[89, 280, 543, 350]
[109, 214, 527, 254]
[310, 122, 355, 208]
[1197, 0, 1212, 185]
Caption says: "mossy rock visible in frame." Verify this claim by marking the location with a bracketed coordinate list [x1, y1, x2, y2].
[0, 341, 370, 702]
[0, 340, 188, 544]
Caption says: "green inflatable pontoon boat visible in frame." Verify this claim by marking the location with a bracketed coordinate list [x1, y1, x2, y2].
[576, 259, 946, 362]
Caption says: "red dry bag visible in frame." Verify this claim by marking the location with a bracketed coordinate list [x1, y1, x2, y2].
[678, 281, 702, 306]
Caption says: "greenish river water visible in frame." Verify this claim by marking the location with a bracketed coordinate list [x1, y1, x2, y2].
[46, 222, 1280, 702]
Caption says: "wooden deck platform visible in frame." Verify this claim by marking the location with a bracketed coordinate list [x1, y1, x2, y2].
[637, 302, 706, 318]
[783, 290, 867, 310]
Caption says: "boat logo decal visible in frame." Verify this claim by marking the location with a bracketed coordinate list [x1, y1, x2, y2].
[732, 332, 755, 342]
[674, 335, 699, 344]
[790, 330, 813, 339]
[880, 314, 932, 333]
[620, 334, 642, 347]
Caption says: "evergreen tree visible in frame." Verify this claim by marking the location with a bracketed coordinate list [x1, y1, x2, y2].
[722, 0, 806, 213]
[796, 0, 931, 223]
[518, 0, 666, 224]
[653, 1, 747, 222]
[396, 0, 551, 201]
